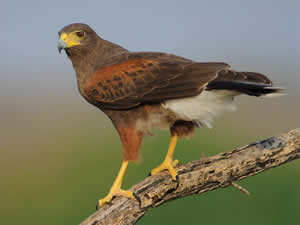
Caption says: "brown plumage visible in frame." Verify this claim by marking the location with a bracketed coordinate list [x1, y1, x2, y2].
[58, 23, 283, 208]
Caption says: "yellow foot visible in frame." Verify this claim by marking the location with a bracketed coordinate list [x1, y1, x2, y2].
[97, 188, 135, 208]
[96, 161, 140, 210]
[151, 158, 179, 180]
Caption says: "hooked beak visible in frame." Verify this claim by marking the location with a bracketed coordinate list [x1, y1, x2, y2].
[57, 37, 67, 53]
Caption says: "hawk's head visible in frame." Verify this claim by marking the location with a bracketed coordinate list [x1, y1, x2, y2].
[57, 23, 99, 55]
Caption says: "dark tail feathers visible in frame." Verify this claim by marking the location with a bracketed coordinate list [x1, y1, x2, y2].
[206, 70, 285, 97]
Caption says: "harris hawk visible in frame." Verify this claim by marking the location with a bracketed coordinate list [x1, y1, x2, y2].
[57, 23, 283, 208]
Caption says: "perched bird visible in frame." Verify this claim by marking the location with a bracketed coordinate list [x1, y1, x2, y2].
[58, 23, 283, 208]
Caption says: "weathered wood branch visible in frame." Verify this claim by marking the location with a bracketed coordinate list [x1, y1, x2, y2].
[79, 128, 300, 225]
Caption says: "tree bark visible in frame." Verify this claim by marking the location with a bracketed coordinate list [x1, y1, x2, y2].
[79, 128, 300, 225]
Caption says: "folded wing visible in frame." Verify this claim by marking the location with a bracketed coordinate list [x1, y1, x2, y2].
[83, 52, 230, 110]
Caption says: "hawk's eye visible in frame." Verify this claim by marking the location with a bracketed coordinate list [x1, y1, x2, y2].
[75, 31, 85, 38]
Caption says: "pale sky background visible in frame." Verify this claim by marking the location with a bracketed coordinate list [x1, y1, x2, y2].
[1, 1, 299, 78]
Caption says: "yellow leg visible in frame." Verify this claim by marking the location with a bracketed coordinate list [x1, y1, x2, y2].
[97, 161, 135, 208]
[151, 135, 179, 180]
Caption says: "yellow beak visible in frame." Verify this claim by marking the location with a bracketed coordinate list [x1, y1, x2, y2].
[57, 32, 80, 53]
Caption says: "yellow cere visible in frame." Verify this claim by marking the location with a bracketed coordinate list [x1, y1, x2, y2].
[60, 31, 82, 47]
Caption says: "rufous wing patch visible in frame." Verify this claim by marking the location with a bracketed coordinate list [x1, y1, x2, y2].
[83, 59, 158, 103]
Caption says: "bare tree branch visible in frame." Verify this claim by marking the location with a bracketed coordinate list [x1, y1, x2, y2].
[79, 128, 300, 225]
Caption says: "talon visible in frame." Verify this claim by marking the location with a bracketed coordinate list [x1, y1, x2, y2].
[151, 158, 178, 181]
[96, 161, 137, 209]
[119, 189, 135, 199]
[97, 188, 136, 207]
[98, 195, 113, 207]
[150, 135, 179, 181]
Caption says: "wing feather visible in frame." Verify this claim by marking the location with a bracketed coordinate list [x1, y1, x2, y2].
[83, 53, 230, 109]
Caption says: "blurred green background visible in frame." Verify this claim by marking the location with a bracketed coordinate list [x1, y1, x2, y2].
[1, 1, 299, 225]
